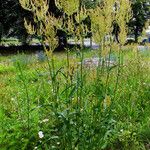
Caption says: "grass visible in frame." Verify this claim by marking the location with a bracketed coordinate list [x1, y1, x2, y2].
[0, 47, 150, 149]
[0, 37, 41, 46]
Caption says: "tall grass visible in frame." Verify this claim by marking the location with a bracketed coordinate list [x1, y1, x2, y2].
[0, 47, 150, 149]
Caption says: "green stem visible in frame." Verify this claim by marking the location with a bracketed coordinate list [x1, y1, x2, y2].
[105, 45, 112, 94]
[114, 44, 122, 99]
[17, 62, 30, 138]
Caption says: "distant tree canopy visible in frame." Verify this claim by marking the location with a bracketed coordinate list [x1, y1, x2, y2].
[82, 0, 100, 9]
[128, 0, 150, 42]
[0, 0, 67, 44]
[1, 0, 32, 43]
[0, 0, 150, 44]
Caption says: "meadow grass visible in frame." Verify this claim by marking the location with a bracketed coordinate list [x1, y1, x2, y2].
[0, 48, 150, 150]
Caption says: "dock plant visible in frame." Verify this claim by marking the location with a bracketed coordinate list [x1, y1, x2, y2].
[0, 0, 149, 149]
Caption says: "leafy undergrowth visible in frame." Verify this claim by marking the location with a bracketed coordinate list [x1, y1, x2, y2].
[0, 49, 150, 150]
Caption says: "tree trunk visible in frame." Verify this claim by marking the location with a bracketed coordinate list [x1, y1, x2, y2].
[134, 26, 139, 43]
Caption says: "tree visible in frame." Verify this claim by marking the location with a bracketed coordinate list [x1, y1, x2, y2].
[82, 0, 100, 9]
[0, 0, 99, 45]
[0, 0, 65, 45]
[128, 0, 150, 42]
[0, 0, 33, 44]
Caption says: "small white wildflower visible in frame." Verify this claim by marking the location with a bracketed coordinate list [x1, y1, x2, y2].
[120, 129, 123, 132]
[42, 118, 49, 123]
[11, 98, 15, 101]
[80, 108, 83, 112]
[51, 146, 56, 149]
[34, 146, 38, 149]
[38, 131, 44, 139]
